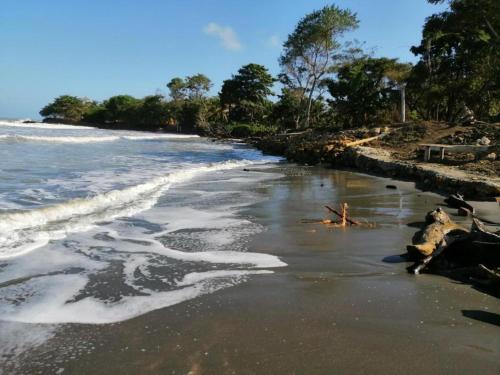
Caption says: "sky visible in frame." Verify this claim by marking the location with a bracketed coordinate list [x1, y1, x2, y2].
[0, 0, 447, 119]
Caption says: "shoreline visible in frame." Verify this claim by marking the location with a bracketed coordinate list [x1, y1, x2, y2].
[7, 119, 500, 200]
[7, 166, 499, 374]
[250, 132, 499, 201]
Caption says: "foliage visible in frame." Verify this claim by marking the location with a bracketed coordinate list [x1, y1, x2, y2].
[167, 74, 212, 100]
[227, 123, 278, 138]
[220, 63, 275, 123]
[40, 2, 499, 135]
[408, 0, 500, 122]
[326, 57, 411, 127]
[40, 95, 94, 123]
[103, 95, 141, 124]
[134, 95, 171, 129]
[279, 5, 358, 128]
[271, 88, 304, 130]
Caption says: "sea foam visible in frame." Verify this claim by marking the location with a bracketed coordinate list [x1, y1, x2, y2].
[0, 134, 199, 143]
[0, 160, 260, 258]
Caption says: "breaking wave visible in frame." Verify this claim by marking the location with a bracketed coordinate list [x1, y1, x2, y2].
[0, 134, 199, 143]
[0, 120, 94, 130]
[0, 160, 258, 259]
[0, 134, 120, 143]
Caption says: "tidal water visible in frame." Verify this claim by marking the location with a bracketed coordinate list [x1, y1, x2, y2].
[0, 119, 285, 364]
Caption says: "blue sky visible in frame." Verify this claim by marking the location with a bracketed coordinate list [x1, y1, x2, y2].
[0, 0, 446, 119]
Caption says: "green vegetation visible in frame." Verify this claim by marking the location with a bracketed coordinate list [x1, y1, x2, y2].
[279, 5, 359, 129]
[40, 95, 95, 123]
[220, 63, 275, 124]
[326, 57, 411, 128]
[40, 0, 499, 134]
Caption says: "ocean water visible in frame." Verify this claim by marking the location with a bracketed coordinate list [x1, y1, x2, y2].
[0, 119, 285, 334]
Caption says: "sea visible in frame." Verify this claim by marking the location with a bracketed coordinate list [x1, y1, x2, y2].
[0, 119, 285, 361]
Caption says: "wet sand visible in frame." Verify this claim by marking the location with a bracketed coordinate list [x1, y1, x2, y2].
[8, 166, 500, 374]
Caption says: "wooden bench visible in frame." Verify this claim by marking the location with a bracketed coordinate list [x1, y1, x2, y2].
[419, 143, 490, 162]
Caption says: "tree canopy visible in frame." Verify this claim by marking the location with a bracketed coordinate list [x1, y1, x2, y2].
[40, 95, 94, 123]
[408, 0, 499, 121]
[279, 5, 359, 128]
[220, 63, 275, 123]
[327, 57, 411, 127]
[39, 1, 498, 134]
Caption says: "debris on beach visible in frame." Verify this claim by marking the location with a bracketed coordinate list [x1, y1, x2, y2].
[302, 203, 374, 228]
[324, 204, 359, 226]
[406, 201, 500, 292]
[444, 193, 475, 214]
[407, 208, 469, 274]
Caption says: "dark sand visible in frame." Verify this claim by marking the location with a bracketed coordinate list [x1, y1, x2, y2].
[9, 166, 500, 374]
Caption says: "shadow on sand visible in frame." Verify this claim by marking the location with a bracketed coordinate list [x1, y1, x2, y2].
[462, 310, 500, 327]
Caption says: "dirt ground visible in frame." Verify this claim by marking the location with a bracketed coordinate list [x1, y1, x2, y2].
[381, 122, 499, 177]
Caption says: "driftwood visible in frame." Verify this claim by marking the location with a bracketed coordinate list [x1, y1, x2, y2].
[407, 208, 469, 258]
[407, 209, 500, 275]
[344, 133, 388, 148]
[478, 264, 500, 283]
[444, 193, 475, 214]
[324, 205, 360, 226]
[471, 218, 500, 246]
[412, 229, 469, 274]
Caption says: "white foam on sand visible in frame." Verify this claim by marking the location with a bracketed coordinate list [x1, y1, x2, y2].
[0, 270, 272, 324]
[0, 159, 286, 327]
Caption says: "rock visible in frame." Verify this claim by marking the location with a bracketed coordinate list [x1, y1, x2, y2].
[484, 152, 496, 161]
[477, 136, 491, 145]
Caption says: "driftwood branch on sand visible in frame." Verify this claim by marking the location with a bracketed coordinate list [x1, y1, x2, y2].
[324, 204, 360, 226]
[478, 264, 500, 284]
[406, 208, 469, 258]
[407, 195, 500, 277]
[444, 193, 475, 214]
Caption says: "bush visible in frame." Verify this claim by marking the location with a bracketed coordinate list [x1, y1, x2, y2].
[229, 123, 278, 138]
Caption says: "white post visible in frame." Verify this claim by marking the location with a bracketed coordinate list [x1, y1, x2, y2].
[400, 84, 406, 123]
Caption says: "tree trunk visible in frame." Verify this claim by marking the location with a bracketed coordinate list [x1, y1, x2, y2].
[304, 79, 317, 129]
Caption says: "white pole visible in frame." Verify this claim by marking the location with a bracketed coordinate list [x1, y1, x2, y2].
[400, 85, 406, 123]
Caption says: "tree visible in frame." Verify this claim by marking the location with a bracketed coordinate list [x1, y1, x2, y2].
[219, 63, 275, 123]
[408, 0, 500, 121]
[167, 74, 212, 100]
[327, 57, 411, 128]
[271, 88, 304, 130]
[328, 56, 410, 127]
[39, 95, 93, 123]
[167, 77, 186, 101]
[135, 95, 170, 129]
[279, 5, 358, 128]
[185, 74, 212, 100]
[103, 95, 141, 124]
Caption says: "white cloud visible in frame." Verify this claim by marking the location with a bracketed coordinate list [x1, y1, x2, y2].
[203, 22, 242, 51]
[267, 34, 281, 48]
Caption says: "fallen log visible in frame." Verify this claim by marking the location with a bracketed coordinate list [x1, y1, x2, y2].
[406, 208, 469, 258]
[412, 228, 470, 274]
[471, 218, 500, 246]
[344, 133, 388, 148]
[478, 264, 500, 283]
[324, 205, 360, 225]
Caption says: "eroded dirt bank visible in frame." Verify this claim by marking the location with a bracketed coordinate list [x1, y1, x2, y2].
[252, 122, 499, 200]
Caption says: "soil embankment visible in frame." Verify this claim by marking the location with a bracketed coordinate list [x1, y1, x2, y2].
[251, 122, 500, 200]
